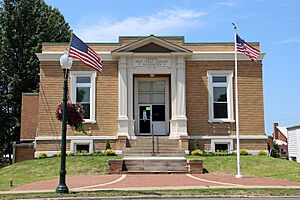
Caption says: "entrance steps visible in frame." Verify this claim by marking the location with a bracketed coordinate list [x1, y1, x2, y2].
[123, 136, 186, 156]
[122, 156, 188, 173]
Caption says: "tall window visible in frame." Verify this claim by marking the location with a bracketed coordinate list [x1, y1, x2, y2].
[213, 76, 228, 118]
[76, 76, 91, 119]
[208, 71, 233, 122]
[71, 71, 96, 123]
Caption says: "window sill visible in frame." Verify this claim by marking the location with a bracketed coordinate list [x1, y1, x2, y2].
[208, 119, 235, 123]
[83, 120, 96, 124]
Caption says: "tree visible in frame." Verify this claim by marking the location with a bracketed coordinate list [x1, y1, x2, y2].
[0, 0, 71, 162]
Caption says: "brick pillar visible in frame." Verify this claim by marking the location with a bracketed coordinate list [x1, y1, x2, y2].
[116, 136, 127, 152]
[273, 122, 279, 139]
[179, 136, 189, 154]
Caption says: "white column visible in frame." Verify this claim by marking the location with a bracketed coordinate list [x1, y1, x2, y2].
[118, 56, 129, 136]
[169, 67, 178, 138]
[176, 56, 188, 136]
[127, 69, 135, 137]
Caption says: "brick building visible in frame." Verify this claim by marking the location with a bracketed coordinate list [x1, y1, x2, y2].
[13, 93, 38, 162]
[21, 35, 267, 157]
[272, 122, 288, 158]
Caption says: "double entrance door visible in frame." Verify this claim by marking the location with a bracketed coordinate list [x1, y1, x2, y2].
[135, 78, 169, 136]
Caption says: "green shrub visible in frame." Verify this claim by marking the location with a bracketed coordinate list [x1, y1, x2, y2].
[258, 150, 267, 156]
[37, 152, 47, 159]
[76, 150, 89, 156]
[105, 140, 111, 150]
[215, 150, 230, 156]
[75, 150, 89, 156]
[104, 149, 116, 156]
[240, 149, 250, 155]
[191, 149, 204, 156]
[271, 141, 279, 158]
[204, 151, 215, 156]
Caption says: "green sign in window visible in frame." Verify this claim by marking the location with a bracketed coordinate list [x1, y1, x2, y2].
[146, 107, 151, 110]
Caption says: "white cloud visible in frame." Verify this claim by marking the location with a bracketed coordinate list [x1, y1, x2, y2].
[216, 0, 239, 7]
[276, 37, 300, 44]
[74, 8, 206, 42]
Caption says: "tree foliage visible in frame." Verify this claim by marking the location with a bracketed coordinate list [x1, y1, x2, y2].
[0, 0, 71, 161]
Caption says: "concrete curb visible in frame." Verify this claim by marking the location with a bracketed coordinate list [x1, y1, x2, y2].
[1, 185, 300, 195]
[8, 195, 300, 200]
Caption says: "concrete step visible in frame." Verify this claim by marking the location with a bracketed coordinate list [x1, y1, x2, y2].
[124, 150, 186, 154]
[122, 157, 188, 173]
[124, 147, 184, 151]
[125, 137, 185, 156]
[123, 150, 186, 156]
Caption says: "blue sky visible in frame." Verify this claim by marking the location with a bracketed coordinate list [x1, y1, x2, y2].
[45, 0, 300, 135]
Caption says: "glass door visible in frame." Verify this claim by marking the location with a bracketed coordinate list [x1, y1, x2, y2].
[138, 105, 151, 134]
[137, 80, 167, 135]
[152, 105, 166, 135]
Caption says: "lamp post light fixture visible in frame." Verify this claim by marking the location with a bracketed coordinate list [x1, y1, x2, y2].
[55, 52, 73, 194]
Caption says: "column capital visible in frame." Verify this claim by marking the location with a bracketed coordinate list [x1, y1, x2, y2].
[119, 57, 127, 68]
[177, 56, 185, 68]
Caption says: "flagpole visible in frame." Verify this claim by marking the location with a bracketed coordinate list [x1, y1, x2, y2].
[232, 23, 242, 179]
[67, 29, 74, 57]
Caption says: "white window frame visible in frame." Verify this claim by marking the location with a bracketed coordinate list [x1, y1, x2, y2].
[70, 139, 94, 154]
[70, 71, 97, 123]
[207, 70, 234, 122]
[211, 139, 233, 153]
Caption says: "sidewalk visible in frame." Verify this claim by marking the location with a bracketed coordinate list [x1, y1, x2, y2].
[1, 173, 299, 194]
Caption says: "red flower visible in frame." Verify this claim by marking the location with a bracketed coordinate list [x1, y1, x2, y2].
[55, 103, 85, 132]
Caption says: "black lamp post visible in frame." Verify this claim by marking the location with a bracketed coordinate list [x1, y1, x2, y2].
[55, 52, 73, 194]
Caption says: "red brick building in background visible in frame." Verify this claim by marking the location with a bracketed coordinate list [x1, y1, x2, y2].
[272, 122, 288, 158]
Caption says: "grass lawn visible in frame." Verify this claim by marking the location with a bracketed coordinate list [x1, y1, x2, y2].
[1, 155, 299, 191]
[0, 155, 122, 191]
[186, 155, 300, 183]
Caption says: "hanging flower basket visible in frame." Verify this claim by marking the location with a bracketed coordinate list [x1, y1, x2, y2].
[55, 102, 86, 133]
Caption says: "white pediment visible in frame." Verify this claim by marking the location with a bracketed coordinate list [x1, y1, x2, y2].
[112, 35, 192, 55]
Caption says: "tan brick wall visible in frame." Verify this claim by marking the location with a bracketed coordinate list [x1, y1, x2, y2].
[93, 140, 117, 151]
[188, 139, 211, 151]
[20, 94, 39, 140]
[41, 38, 259, 53]
[189, 139, 267, 151]
[235, 139, 267, 150]
[186, 60, 265, 137]
[36, 140, 117, 152]
[36, 140, 68, 151]
[38, 61, 118, 137]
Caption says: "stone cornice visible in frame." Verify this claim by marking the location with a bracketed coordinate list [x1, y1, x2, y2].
[36, 52, 266, 62]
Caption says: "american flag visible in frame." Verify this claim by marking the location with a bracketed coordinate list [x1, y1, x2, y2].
[69, 33, 103, 72]
[236, 34, 260, 62]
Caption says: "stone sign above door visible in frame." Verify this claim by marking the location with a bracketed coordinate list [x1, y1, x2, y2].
[134, 57, 171, 68]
